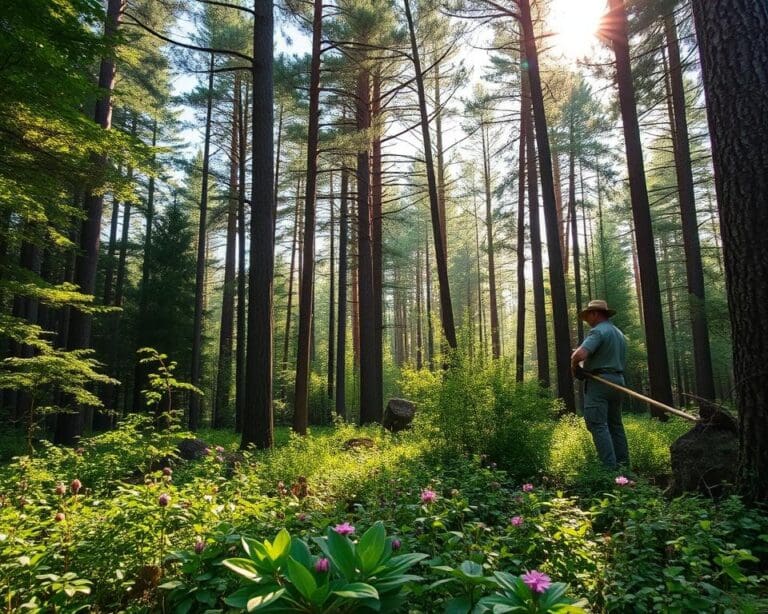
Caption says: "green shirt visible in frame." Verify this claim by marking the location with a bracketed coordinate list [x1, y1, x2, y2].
[580, 320, 627, 373]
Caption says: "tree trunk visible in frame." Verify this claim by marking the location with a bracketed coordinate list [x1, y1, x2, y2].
[189, 53, 215, 431]
[664, 12, 716, 412]
[404, 0, 457, 351]
[242, 2, 276, 449]
[482, 123, 501, 359]
[516, 107, 527, 383]
[236, 82, 248, 433]
[606, 0, 673, 415]
[472, 184, 485, 356]
[568, 128, 584, 344]
[425, 228, 435, 370]
[520, 0, 574, 412]
[282, 179, 301, 380]
[54, 0, 121, 444]
[434, 61, 448, 259]
[371, 70, 384, 419]
[327, 173, 336, 401]
[335, 166, 349, 417]
[356, 63, 379, 425]
[213, 75, 241, 429]
[416, 246, 423, 370]
[689, 0, 768, 500]
[293, 0, 323, 435]
[523, 71, 549, 388]
[272, 102, 284, 248]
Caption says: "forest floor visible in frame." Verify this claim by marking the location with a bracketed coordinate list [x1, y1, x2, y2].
[1, 416, 767, 612]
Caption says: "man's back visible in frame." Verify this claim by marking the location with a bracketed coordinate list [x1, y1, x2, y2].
[582, 321, 627, 374]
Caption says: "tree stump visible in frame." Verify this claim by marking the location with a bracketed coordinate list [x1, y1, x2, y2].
[177, 438, 210, 460]
[382, 398, 416, 432]
[667, 417, 738, 498]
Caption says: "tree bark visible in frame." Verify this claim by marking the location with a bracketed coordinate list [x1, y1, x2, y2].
[520, 0, 574, 412]
[335, 166, 349, 417]
[482, 123, 501, 359]
[664, 12, 716, 412]
[689, 0, 768, 500]
[605, 0, 673, 415]
[236, 81, 248, 433]
[404, 0, 457, 350]
[523, 71, 549, 388]
[371, 70, 384, 419]
[425, 228, 435, 370]
[293, 0, 324, 435]
[327, 173, 335, 401]
[189, 53, 215, 431]
[242, 1, 275, 450]
[213, 75, 241, 429]
[515, 109, 527, 383]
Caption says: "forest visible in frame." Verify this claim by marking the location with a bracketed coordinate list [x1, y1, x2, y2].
[1, 0, 767, 611]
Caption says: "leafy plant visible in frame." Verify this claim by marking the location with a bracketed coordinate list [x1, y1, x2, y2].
[478, 571, 587, 613]
[223, 522, 427, 612]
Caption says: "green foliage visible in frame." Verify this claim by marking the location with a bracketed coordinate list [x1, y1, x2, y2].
[221, 522, 426, 612]
[138, 347, 202, 425]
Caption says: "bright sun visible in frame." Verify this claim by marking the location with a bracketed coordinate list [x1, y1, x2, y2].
[546, 0, 608, 61]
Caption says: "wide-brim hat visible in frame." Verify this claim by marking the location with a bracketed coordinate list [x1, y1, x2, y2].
[579, 299, 616, 320]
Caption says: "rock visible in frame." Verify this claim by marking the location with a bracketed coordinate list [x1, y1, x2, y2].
[177, 438, 210, 461]
[382, 398, 416, 432]
[342, 437, 376, 451]
[667, 421, 738, 498]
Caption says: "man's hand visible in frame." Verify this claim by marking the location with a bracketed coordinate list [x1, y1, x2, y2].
[572, 364, 587, 381]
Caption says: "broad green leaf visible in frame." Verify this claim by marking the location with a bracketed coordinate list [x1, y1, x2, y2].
[459, 560, 484, 578]
[267, 529, 291, 562]
[332, 582, 379, 600]
[222, 558, 262, 582]
[386, 553, 428, 575]
[247, 589, 286, 611]
[286, 557, 317, 601]
[325, 529, 357, 581]
[358, 522, 386, 574]
[290, 538, 313, 568]
[539, 582, 569, 610]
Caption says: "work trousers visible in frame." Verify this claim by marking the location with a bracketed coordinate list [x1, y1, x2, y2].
[583, 374, 629, 469]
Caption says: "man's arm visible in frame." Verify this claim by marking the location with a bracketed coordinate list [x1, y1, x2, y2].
[571, 346, 589, 375]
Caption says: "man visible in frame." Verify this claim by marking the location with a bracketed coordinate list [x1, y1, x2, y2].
[570, 299, 629, 470]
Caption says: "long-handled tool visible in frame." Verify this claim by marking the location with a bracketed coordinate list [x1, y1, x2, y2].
[582, 371, 699, 422]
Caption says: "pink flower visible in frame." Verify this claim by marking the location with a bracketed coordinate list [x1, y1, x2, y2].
[70, 479, 82, 494]
[297, 513, 308, 522]
[194, 536, 205, 554]
[158, 493, 170, 507]
[162, 467, 173, 477]
[420, 489, 437, 504]
[391, 538, 402, 551]
[510, 516, 524, 526]
[55, 483, 66, 496]
[333, 522, 355, 536]
[314, 557, 330, 573]
[54, 512, 65, 523]
[215, 445, 225, 453]
[522, 570, 551, 594]
[615, 476, 630, 486]
[522, 483, 534, 492]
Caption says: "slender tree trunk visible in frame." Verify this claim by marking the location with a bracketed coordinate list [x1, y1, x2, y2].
[523, 71, 549, 388]
[551, 144, 567, 270]
[482, 123, 501, 359]
[371, 70, 384, 419]
[54, 0, 121, 444]
[472, 184, 485, 356]
[416, 247, 423, 370]
[189, 53, 215, 431]
[282, 179, 301, 379]
[434, 61, 448, 259]
[294, 0, 324, 435]
[521, 0, 574, 411]
[336, 166, 349, 417]
[102, 196, 120, 306]
[662, 236, 685, 407]
[516, 111, 527, 383]
[235, 82, 248, 433]
[606, 0, 673, 414]
[213, 75, 241, 429]
[425, 228, 435, 370]
[579, 160, 593, 299]
[404, 0, 457, 350]
[242, 2, 275, 450]
[272, 102, 284, 248]
[327, 173, 336, 401]
[568, 130, 584, 344]
[664, 12, 716, 412]
[689, 0, 768, 500]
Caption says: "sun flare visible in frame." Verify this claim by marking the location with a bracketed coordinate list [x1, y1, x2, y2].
[547, 0, 608, 61]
